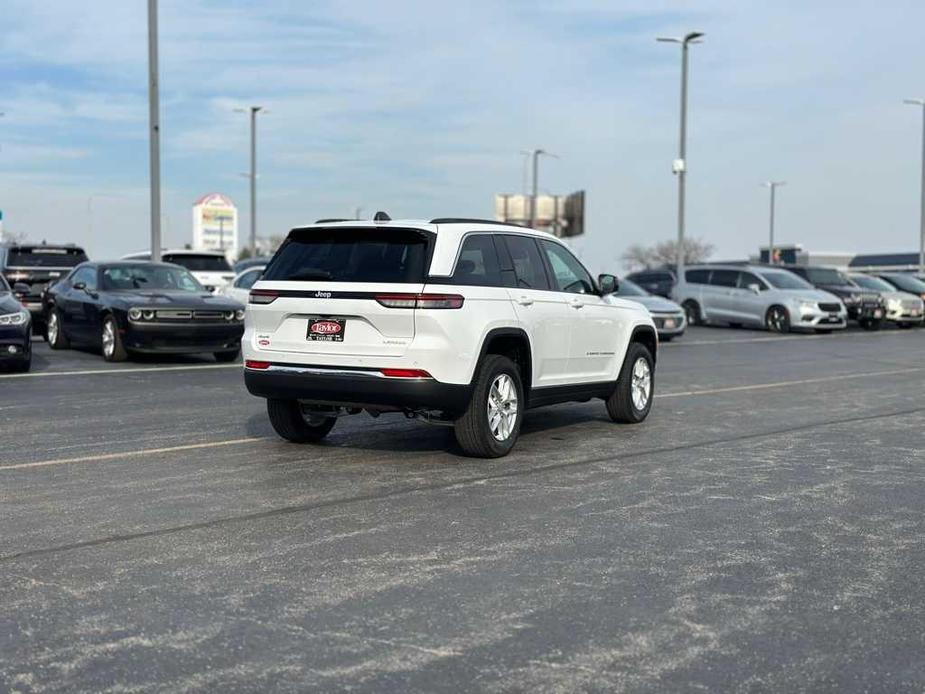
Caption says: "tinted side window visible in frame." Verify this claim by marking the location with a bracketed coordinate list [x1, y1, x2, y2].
[686, 269, 710, 284]
[450, 235, 502, 287]
[503, 236, 549, 290]
[235, 268, 262, 289]
[539, 240, 595, 294]
[738, 272, 765, 290]
[71, 266, 97, 290]
[710, 270, 739, 288]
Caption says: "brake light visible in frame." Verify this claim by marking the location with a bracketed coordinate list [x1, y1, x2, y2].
[245, 360, 271, 370]
[380, 368, 433, 378]
[375, 293, 464, 309]
[249, 289, 278, 304]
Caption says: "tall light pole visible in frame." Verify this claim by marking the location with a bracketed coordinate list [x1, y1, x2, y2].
[147, 0, 162, 262]
[904, 98, 925, 274]
[236, 106, 264, 256]
[528, 148, 558, 228]
[657, 31, 704, 280]
[762, 181, 786, 264]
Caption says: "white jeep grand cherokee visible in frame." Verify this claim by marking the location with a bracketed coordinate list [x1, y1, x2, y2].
[243, 215, 657, 458]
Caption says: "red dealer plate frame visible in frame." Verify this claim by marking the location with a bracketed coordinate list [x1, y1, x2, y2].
[307, 317, 346, 342]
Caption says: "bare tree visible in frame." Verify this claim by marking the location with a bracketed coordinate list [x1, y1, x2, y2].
[0, 227, 26, 244]
[621, 237, 714, 271]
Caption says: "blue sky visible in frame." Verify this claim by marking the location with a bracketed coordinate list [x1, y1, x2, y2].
[2, 0, 925, 269]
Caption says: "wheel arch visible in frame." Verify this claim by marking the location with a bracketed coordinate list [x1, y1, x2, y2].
[629, 325, 658, 365]
[476, 327, 533, 403]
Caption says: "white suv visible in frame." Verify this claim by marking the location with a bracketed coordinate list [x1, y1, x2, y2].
[243, 216, 658, 457]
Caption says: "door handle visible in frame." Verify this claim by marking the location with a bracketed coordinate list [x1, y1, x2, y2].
[569, 298, 584, 309]
[516, 296, 534, 306]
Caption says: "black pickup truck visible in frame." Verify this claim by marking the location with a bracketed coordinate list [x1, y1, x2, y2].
[0, 243, 89, 333]
[786, 265, 885, 329]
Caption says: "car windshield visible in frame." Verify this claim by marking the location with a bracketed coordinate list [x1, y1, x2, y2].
[615, 278, 649, 296]
[262, 228, 430, 283]
[759, 271, 813, 290]
[850, 275, 894, 292]
[8, 247, 88, 268]
[101, 264, 204, 291]
[162, 254, 232, 272]
[882, 274, 925, 293]
[805, 267, 850, 285]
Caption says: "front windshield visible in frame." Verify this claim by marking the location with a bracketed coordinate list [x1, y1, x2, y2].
[614, 278, 649, 297]
[759, 271, 813, 290]
[850, 275, 894, 292]
[101, 264, 204, 292]
[804, 267, 850, 285]
[882, 274, 925, 293]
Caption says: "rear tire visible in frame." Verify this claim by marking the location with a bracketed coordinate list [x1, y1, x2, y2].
[214, 349, 240, 363]
[898, 322, 914, 329]
[606, 343, 654, 423]
[101, 315, 127, 362]
[860, 318, 882, 331]
[267, 399, 337, 443]
[765, 306, 791, 333]
[454, 354, 524, 458]
[682, 300, 702, 326]
[46, 309, 69, 349]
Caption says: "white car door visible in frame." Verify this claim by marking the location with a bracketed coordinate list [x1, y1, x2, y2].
[538, 240, 622, 383]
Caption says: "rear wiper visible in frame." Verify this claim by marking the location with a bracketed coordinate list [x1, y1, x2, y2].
[285, 269, 333, 281]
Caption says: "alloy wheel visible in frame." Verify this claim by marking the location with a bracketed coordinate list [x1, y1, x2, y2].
[631, 357, 651, 411]
[487, 373, 518, 442]
[47, 313, 58, 344]
[102, 320, 115, 358]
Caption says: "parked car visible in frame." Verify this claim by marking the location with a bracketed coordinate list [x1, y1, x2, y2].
[219, 265, 265, 305]
[233, 256, 273, 274]
[674, 264, 847, 333]
[848, 273, 924, 328]
[121, 250, 235, 293]
[875, 273, 925, 302]
[0, 274, 32, 372]
[43, 262, 245, 362]
[243, 216, 658, 458]
[613, 277, 686, 340]
[625, 268, 676, 298]
[786, 266, 885, 329]
[0, 242, 88, 333]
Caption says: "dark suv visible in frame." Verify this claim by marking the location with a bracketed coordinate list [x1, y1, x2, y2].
[787, 266, 885, 329]
[0, 243, 89, 332]
[624, 268, 676, 298]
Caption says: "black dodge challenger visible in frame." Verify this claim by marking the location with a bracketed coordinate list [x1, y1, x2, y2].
[43, 262, 245, 362]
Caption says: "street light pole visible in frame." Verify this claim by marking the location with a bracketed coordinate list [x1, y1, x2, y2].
[236, 106, 264, 257]
[762, 181, 786, 264]
[146, 0, 162, 262]
[904, 99, 925, 274]
[528, 149, 557, 228]
[657, 31, 704, 282]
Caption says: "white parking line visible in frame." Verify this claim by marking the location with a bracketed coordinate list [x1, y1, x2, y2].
[1, 437, 265, 471]
[0, 363, 241, 379]
[664, 329, 923, 347]
[659, 366, 925, 398]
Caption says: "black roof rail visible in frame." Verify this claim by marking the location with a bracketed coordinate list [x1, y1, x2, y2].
[373, 211, 391, 221]
[314, 218, 352, 224]
[430, 218, 527, 228]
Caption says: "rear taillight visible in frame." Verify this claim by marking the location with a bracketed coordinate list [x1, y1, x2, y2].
[380, 368, 433, 378]
[249, 289, 278, 304]
[375, 293, 464, 309]
[245, 360, 271, 369]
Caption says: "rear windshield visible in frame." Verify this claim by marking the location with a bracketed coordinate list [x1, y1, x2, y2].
[163, 254, 231, 272]
[850, 275, 894, 292]
[261, 228, 430, 283]
[8, 247, 88, 268]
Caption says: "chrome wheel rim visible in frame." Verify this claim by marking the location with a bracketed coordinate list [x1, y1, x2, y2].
[631, 357, 651, 411]
[768, 308, 786, 332]
[102, 320, 115, 357]
[487, 373, 518, 442]
[47, 313, 58, 343]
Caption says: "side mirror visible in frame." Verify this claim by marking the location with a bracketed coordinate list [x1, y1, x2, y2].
[598, 273, 618, 295]
[72, 281, 86, 291]
[12, 282, 30, 296]
[747, 283, 761, 294]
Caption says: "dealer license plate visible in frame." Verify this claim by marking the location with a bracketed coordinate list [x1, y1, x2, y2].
[307, 318, 346, 342]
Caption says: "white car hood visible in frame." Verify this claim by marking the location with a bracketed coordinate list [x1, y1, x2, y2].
[623, 295, 683, 313]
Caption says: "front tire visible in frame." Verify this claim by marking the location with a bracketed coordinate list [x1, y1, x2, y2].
[606, 343, 654, 423]
[859, 318, 882, 331]
[454, 354, 524, 458]
[682, 300, 702, 326]
[101, 315, 127, 362]
[46, 309, 69, 349]
[267, 399, 337, 443]
[765, 306, 791, 333]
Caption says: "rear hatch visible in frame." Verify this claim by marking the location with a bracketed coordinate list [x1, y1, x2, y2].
[249, 227, 432, 358]
[3, 245, 88, 302]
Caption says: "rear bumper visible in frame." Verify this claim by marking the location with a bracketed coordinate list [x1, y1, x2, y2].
[244, 363, 472, 413]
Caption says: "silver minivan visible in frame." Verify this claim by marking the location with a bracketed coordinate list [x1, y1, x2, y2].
[673, 264, 847, 333]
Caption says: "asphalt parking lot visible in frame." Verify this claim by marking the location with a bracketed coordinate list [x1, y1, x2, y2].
[2, 325, 924, 692]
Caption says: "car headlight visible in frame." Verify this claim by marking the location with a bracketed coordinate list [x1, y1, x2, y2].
[234, 309, 246, 321]
[128, 308, 143, 321]
[886, 298, 902, 310]
[224, 310, 235, 320]
[142, 309, 156, 321]
[796, 299, 817, 312]
[0, 310, 29, 326]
